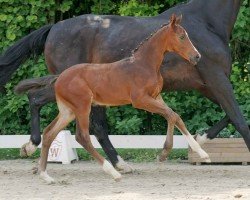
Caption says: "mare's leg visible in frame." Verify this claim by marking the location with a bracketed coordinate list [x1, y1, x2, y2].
[90, 106, 133, 173]
[132, 94, 210, 162]
[194, 87, 231, 144]
[198, 66, 250, 150]
[39, 101, 75, 184]
[196, 116, 230, 145]
[20, 86, 55, 157]
[206, 116, 230, 139]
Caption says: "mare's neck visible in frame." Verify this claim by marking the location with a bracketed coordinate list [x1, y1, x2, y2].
[161, 0, 241, 41]
[133, 27, 167, 71]
[187, 0, 241, 41]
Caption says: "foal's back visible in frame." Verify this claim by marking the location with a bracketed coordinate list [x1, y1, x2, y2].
[55, 57, 151, 106]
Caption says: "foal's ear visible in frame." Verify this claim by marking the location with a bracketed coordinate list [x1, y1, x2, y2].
[175, 14, 182, 25]
[170, 13, 177, 27]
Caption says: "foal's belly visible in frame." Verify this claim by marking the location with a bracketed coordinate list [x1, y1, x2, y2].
[89, 81, 132, 107]
[92, 99, 130, 107]
[91, 90, 131, 106]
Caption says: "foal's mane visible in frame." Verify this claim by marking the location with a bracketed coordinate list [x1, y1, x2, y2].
[131, 22, 169, 56]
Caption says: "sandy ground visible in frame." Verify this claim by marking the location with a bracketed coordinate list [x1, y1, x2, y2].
[0, 159, 249, 200]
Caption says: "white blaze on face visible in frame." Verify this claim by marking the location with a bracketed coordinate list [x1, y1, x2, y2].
[184, 30, 201, 58]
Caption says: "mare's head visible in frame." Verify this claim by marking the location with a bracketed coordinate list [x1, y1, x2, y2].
[165, 14, 201, 65]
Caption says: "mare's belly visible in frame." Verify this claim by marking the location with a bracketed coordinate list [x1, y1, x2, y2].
[161, 56, 204, 92]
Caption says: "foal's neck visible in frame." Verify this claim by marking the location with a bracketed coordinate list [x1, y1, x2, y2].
[133, 26, 168, 71]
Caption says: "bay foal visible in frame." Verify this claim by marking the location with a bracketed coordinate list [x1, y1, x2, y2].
[39, 14, 210, 183]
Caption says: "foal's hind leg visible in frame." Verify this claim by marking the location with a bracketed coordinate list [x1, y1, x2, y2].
[74, 100, 122, 181]
[39, 100, 75, 184]
[90, 106, 133, 173]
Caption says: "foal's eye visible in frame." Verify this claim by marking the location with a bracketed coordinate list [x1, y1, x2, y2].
[179, 35, 185, 40]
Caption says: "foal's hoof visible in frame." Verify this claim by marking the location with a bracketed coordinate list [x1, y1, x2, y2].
[114, 174, 122, 182]
[20, 141, 37, 157]
[116, 156, 134, 174]
[32, 167, 39, 174]
[40, 171, 55, 184]
[199, 150, 211, 163]
[204, 158, 211, 163]
[157, 148, 171, 162]
[157, 155, 167, 162]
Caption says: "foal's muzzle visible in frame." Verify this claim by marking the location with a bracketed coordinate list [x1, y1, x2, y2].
[190, 53, 201, 65]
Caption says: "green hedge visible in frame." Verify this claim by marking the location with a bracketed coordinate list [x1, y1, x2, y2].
[0, 0, 249, 136]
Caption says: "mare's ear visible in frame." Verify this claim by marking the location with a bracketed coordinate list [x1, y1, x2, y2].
[175, 14, 182, 25]
[169, 13, 177, 28]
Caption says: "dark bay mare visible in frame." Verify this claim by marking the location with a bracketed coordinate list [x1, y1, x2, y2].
[1, 0, 250, 172]
[34, 15, 209, 183]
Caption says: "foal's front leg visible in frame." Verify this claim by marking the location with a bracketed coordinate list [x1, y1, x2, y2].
[155, 96, 175, 162]
[158, 121, 175, 162]
[132, 95, 176, 161]
[132, 94, 210, 162]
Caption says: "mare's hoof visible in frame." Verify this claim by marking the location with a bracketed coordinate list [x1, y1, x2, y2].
[20, 141, 37, 157]
[116, 156, 134, 174]
[195, 133, 208, 146]
[20, 144, 28, 157]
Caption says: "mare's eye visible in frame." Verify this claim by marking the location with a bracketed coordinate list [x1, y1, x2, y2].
[179, 35, 185, 40]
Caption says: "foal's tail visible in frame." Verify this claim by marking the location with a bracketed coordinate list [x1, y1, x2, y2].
[15, 75, 58, 94]
[0, 24, 53, 91]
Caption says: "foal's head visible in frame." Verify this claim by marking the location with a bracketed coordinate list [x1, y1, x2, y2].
[165, 14, 201, 65]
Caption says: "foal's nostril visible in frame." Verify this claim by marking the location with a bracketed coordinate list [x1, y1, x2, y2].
[195, 54, 201, 62]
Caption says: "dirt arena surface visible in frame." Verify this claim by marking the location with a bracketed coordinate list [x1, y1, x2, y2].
[0, 159, 249, 200]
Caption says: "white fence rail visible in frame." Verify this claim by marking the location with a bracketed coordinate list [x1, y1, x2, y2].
[0, 135, 188, 149]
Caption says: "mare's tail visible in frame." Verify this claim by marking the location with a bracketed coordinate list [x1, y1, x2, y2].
[0, 24, 53, 91]
[15, 75, 58, 94]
